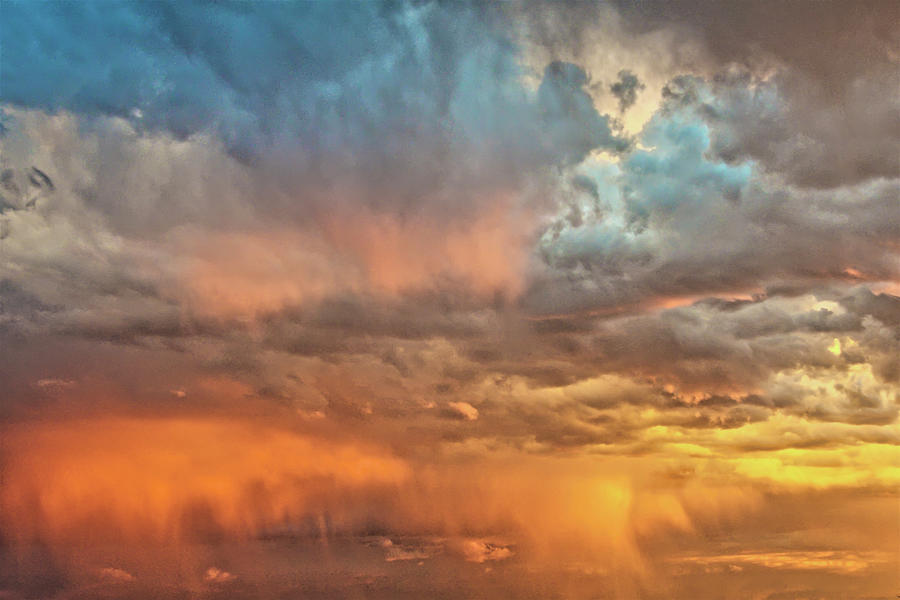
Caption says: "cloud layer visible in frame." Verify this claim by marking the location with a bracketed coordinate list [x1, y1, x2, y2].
[1, 1, 897, 599]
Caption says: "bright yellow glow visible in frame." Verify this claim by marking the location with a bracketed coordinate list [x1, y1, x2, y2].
[828, 337, 842, 355]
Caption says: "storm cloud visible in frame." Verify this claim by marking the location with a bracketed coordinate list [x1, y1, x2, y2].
[1, 2, 897, 599]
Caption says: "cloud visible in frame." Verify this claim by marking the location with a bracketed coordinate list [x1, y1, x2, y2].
[537, 61, 632, 163]
[0, 418, 411, 545]
[380, 537, 442, 562]
[1, 165, 55, 213]
[610, 0, 899, 92]
[446, 401, 479, 421]
[517, 1, 900, 187]
[34, 377, 76, 390]
[1, 3, 898, 598]
[97, 566, 135, 582]
[610, 69, 646, 112]
[0, 2, 628, 181]
[672, 70, 900, 188]
[528, 76, 899, 318]
[456, 539, 514, 563]
[204, 567, 236, 583]
[670, 550, 891, 575]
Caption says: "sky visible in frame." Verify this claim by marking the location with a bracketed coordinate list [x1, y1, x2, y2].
[0, 1, 898, 598]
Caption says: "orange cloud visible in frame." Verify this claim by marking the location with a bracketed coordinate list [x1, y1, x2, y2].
[0, 417, 410, 545]
[326, 202, 532, 298]
[164, 201, 534, 319]
[447, 401, 480, 421]
[10, 414, 889, 596]
[670, 550, 893, 575]
[1, 418, 757, 571]
[166, 229, 355, 318]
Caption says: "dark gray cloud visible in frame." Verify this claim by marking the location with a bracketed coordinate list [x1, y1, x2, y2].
[0, 165, 54, 213]
[674, 71, 900, 188]
[528, 74, 900, 318]
[611, 0, 898, 89]
[610, 70, 645, 112]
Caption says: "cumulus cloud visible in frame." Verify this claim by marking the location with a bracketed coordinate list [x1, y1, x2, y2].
[518, 0, 900, 187]
[528, 77, 899, 317]
[0, 2, 627, 194]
